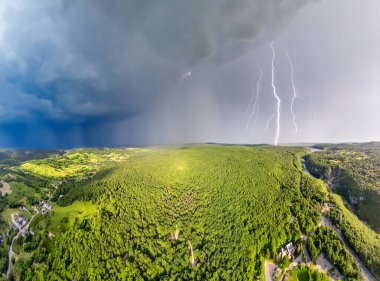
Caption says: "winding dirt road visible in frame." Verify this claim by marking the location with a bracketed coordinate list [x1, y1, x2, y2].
[319, 216, 376, 281]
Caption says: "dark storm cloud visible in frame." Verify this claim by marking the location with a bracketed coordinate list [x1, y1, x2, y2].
[83, 0, 316, 64]
[7, 0, 380, 147]
[0, 0, 317, 147]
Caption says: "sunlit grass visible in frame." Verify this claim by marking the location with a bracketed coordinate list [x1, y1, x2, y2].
[48, 201, 97, 233]
[19, 149, 144, 178]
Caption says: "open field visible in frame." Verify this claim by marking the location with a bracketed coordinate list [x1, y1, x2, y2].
[48, 201, 97, 233]
[6, 181, 41, 209]
[19, 148, 147, 179]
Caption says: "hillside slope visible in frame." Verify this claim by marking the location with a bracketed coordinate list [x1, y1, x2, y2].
[25, 145, 317, 280]
[304, 144, 380, 232]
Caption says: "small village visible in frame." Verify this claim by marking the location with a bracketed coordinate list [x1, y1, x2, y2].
[9, 201, 52, 236]
[3, 200, 53, 279]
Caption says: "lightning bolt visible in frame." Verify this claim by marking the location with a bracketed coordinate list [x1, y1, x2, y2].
[270, 42, 281, 146]
[305, 90, 317, 120]
[246, 65, 263, 131]
[285, 51, 298, 135]
[262, 110, 276, 137]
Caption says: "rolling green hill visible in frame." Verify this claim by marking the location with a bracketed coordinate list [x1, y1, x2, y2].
[21, 145, 318, 280]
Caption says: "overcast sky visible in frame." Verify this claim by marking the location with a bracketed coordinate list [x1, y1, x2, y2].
[0, 0, 379, 148]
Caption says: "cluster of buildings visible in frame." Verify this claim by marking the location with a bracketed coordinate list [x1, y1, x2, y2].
[5, 213, 34, 247]
[9, 201, 53, 236]
[10, 214, 27, 231]
[21, 227, 34, 238]
[39, 200, 52, 215]
[10, 213, 34, 237]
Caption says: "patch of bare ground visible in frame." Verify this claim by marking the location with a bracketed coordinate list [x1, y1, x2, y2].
[265, 260, 281, 281]
[0, 180, 12, 196]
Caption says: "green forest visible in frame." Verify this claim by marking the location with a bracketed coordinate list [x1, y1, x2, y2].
[29, 146, 312, 280]
[304, 144, 380, 279]
[307, 226, 362, 280]
[304, 143, 380, 231]
[0, 144, 378, 280]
